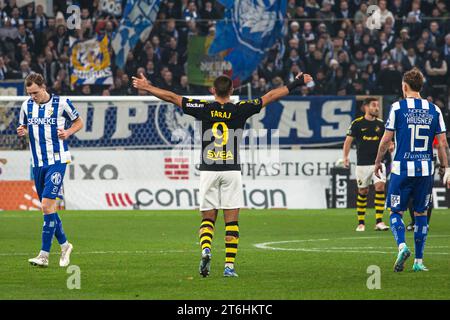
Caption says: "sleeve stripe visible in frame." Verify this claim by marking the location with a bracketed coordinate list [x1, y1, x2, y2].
[436, 106, 447, 133]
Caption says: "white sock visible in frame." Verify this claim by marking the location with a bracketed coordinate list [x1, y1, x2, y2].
[60, 241, 69, 249]
[39, 250, 49, 258]
[398, 243, 406, 251]
[414, 259, 423, 264]
[225, 263, 234, 269]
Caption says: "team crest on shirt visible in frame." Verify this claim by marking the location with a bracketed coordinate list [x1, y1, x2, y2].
[391, 195, 400, 207]
[375, 126, 380, 132]
[46, 107, 54, 117]
[51, 172, 62, 185]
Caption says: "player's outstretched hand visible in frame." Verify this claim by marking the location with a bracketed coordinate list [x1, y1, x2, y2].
[17, 126, 27, 137]
[296, 72, 313, 84]
[57, 129, 71, 140]
[132, 73, 150, 91]
[343, 157, 350, 168]
[374, 162, 383, 179]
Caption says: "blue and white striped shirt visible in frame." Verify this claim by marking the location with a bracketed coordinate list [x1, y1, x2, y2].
[386, 98, 446, 177]
[19, 95, 79, 167]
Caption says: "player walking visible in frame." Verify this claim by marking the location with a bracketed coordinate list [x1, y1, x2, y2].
[374, 68, 450, 272]
[17, 73, 83, 267]
[133, 72, 312, 277]
[343, 98, 390, 231]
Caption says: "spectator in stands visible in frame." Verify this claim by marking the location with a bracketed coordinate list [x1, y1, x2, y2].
[160, 70, 179, 92]
[178, 75, 193, 95]
[304, 0, 320, 18]
[52, 69, 70, 95]
[16, 24, 34, 52]
[425, 49, 448, 87]
[302, 21, 315, 43]
[406, 0, 423, 38]
[379, 0, 395, 26]
[0, 56, 9, 80]
[390, 39, 407, 64]
[353, 49, 369, 71]
[391, 0, 407, 21]
[51, 25, 69, 56]
[183, 1, 198, 21]
[34, 4, 48, 33]
[376, 61, 402, 95]
[317, 0, 335, 34]
[199, 1, 218, 34]
[402, 47, 424, 72]
[3, 0, 18, 17]
[50, 54, 69, 85]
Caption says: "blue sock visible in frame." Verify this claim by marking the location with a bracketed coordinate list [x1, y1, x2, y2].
[54, 213, 67, 245]
[414, 216, 428, 259]
[390, 213, 406, 248]
[42, 213, 57, 252]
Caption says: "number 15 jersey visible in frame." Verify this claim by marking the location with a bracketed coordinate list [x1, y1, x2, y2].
[385, 98, 446, 177]
[181, 97, 263, 171]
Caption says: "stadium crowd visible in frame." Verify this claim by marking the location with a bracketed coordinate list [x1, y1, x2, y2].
[0, 0, 449, 112]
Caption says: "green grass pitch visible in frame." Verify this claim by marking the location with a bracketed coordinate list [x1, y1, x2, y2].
[0, 209, 449, 300]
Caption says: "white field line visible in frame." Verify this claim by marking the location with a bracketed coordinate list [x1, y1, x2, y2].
[254, 235, 450, 255]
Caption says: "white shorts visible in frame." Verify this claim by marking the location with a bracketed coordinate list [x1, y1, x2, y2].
[199, 171, 243, 211]
[356, 164, 386, 188]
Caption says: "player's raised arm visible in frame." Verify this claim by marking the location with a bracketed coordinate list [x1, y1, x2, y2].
[260, 72, 313, 107]
[132, 73, 183, 107]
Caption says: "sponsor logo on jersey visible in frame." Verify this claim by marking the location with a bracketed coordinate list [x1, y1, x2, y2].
[186, 102, 204, 108]
[206, 150, 234, 161]
[362, 135, 380, 141]
[28, 117, 57, 125]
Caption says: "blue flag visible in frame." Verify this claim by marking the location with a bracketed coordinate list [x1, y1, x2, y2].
[208, 0, 287, 83]
[112, 0, 161, 69]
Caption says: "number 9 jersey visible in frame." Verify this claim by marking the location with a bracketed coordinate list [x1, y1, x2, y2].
[181, 97, 263, 171]
[386, 98, 446, 177]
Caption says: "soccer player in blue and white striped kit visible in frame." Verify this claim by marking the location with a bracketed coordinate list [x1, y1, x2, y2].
[17, 73, 83, 267]
[374, 68, 450, 272]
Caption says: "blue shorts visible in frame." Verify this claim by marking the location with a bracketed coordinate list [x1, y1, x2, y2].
[32, 162, 67, 201]
[386, 174, 433, 213]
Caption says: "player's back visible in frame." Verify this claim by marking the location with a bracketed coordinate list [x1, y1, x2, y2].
[386, 98, 446, 177]
[181, 97, 263, 171]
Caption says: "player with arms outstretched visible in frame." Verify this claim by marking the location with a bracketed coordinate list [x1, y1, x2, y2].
[133, 72, 312, 277]
[17, 73, 83, 267]
[374, 68, 450, 272]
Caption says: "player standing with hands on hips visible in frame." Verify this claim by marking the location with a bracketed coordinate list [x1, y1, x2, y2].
[133, 72, 312, 277]
[17, 73, 83, 267]
[374, 68, 450, 272]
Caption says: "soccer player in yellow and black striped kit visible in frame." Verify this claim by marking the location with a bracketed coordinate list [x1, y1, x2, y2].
[133, 72, 313, 277]
[343, 98, 390, 231]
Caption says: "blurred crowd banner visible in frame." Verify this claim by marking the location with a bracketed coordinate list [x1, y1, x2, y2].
[187, 36, 232, 87]
[0, 96, 356, 149]
[112, 0, 161, 69]
[69, 35, 114, 87]
[208, 0, 287, 84]
[0, 81, 24, 96]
